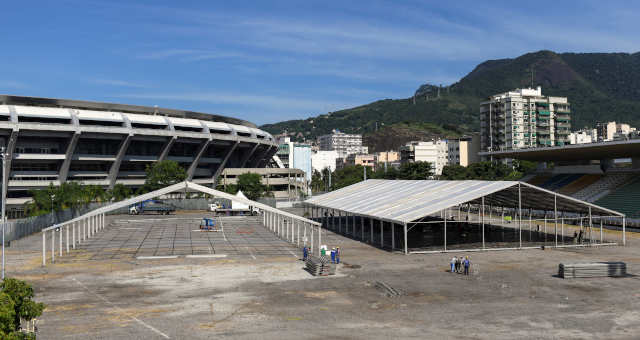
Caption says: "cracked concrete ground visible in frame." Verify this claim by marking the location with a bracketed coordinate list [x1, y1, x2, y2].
[6, 212, 640, 339]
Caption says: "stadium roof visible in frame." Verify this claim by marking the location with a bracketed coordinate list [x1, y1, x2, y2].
[305, 179, 624, 225]
[0, 94, 257, 128]
[479, 139, 640, 161]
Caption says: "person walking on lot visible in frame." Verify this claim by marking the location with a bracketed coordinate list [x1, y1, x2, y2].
[335, 247, 341, 264]
[463, 256, 471, 275]
[331, 248, 336, 264]
[455, 256, 461, 273]
[450, 256, 457, 273]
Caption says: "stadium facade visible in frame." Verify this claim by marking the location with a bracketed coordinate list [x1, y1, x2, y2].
[0, 95, 278, 214]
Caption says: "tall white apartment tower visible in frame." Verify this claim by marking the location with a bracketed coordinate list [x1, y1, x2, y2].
[317, 131, 368, 158]
[480, 86, 571, 152]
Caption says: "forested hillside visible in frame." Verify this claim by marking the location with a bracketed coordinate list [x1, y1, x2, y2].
[261, 50, 640, 150]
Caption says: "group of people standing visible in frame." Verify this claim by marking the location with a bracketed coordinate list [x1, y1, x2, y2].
[450, 256, 471, 275]
[302, 245, 341, 264]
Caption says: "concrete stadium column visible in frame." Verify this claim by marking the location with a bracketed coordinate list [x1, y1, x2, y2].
[255, 145, 276, 168]
[380, 220, 384, 248]
[59, 131, 80, 183]
[339, 211, 342, 234]
[187, 139, 212, 180]
[212, 141, 240, 184]
[600, 158, 614, 172]
[158, 136, 176, 162]
[361, 216, 364, 240]
[72, 222, 76, 249]
[108, 134, 133, 189]
[2, 127, 18, 191]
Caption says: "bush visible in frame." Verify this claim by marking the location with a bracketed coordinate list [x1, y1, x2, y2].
[0, 278, 45, 339]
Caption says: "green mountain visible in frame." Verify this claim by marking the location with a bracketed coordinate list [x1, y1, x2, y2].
[261, 50, 640, 152]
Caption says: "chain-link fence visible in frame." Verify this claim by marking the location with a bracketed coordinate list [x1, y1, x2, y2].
[2, 198, 236, 243]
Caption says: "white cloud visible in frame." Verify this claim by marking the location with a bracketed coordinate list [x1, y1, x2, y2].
[0, 80, 28, 90]
[115, 91, 361, 114]
[90, 78, 147, 88]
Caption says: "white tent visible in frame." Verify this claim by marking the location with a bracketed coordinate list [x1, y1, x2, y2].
[232, 190, 250, 210]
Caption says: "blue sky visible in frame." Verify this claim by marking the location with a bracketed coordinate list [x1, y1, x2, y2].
[1, 1, 639, 125]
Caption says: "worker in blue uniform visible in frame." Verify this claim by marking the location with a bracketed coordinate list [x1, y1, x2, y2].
[302, 245, 308, 261]
[330, 248, 336, 263]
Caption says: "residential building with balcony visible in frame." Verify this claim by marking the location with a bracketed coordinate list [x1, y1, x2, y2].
[480, 86, 571, 152]
[317, 131, 368, 159]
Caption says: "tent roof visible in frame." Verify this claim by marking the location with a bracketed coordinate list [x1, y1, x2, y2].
[304, 179, 623, 224]
[236, 190, 248, 200]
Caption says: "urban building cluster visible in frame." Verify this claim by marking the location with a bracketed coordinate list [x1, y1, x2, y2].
[273, 86, 638, 188]
[569, 122, 638, 145]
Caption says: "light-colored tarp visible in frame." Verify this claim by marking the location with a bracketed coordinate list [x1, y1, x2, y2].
[305, 179, 623, 224]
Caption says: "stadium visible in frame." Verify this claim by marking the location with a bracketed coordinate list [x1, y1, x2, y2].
[0, 95, 278, 216]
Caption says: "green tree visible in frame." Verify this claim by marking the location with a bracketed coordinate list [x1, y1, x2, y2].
[109, 183, 132, 202]
[398, 161, 433, 179]
[311, 170, 324, 193]
[224, 173, 268, 201]
[0, 278, 45, 339]
[439, 164, 469, 180]
[143, 160, 187, 192]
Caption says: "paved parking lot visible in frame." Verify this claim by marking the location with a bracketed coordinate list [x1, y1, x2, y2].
[66, 213, 300, 261]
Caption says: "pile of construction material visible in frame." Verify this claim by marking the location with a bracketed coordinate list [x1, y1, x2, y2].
[559, 262, 627, 279]
[305, 255, 335, 276]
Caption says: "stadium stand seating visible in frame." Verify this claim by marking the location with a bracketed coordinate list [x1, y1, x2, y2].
[527, 175, 552, 187]
[541, 174, 583, 191]
[595, 177, 640, 218]
[558, 174, 602, 195]
[572, 173, 636, 202]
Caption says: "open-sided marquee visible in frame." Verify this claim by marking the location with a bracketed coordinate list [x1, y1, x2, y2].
[305, 179, 626, 254]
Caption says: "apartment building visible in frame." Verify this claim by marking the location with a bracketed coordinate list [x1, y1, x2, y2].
[447, 134, 480, 166]
[317, 131, 368, 158]
[480, 86, 571, 152]
[400, 140, 448, 175]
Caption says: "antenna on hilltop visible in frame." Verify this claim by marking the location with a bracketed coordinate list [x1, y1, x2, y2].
[530, 67, 534, 88]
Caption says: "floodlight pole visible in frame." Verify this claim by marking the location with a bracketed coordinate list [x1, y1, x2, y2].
[1, 147, 5, 280]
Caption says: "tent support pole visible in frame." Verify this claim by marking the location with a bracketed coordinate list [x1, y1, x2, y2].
[518, 183, 522, 249]
[404, 223, 408, 255]
[481, 197, 485, 250]
[444, 210, 447, 252]
[554, 195, 558, 247]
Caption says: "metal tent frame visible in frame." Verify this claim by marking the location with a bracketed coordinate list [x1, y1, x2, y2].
[41, 181, 322, 265]
[304, 180, 626, 254]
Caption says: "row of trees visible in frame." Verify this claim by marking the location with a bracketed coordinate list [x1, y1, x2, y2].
[24, 160, 277, 216]
[24, 160, 187, 217]
[312, 160, 536, 192]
